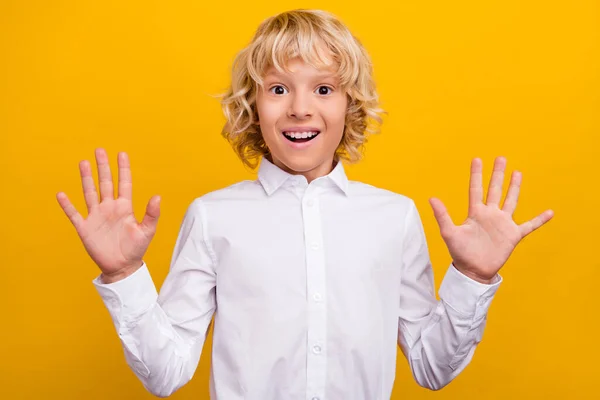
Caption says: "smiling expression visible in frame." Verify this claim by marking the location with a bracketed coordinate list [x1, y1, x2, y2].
[255, 57, 348, 183]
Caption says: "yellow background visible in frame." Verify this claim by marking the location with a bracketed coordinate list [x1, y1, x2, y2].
[1, 0, 598, 398]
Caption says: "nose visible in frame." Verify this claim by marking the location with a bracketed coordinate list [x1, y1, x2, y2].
[287, 91, 313, 119]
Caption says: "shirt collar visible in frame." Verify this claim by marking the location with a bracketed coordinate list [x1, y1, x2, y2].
[257, 157, 349, 196]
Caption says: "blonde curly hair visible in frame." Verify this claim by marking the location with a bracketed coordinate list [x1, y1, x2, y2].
[220, 9, 385, 169]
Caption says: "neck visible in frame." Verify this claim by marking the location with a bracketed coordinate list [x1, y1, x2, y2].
[267, 155, 336, 183]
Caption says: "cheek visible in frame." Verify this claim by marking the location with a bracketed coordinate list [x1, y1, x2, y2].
[257, 98, 284, 129]
[325, 99, 348, 133]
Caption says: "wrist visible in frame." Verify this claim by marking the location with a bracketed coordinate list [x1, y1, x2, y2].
[452, 262, 495, 285]
[100, 261, 143, 284]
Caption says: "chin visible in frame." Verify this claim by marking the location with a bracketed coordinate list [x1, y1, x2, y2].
[275, 153, 328, 174]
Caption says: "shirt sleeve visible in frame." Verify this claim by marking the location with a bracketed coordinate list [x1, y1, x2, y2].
[92, 198, 217, 398]
[397, 200, 502, 390]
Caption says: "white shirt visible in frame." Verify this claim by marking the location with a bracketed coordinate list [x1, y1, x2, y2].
[93, 158, 502, 400]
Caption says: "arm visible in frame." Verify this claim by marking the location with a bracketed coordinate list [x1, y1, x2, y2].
[398, 156, 553, 389]
[397, 200, 501, 390]
[93, 199, 217, 398]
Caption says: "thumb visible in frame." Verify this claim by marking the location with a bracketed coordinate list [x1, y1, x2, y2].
[140, 195, 161, 236]
[429, 197, 454, 235]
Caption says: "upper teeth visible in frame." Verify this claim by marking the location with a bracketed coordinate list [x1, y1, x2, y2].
[283, 131, 319, 139]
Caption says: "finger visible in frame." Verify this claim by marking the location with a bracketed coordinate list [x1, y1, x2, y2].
[502, 170, 522, 215]
[468, 158, 483, 216]
[486, 156, 506, 206]
[79, 159, 98, 213]
[429, 197, 455, 237]
[140, 195, 161, 237]
[118, 152, 132, 201]
[56, 192, 85, 232]
[95, 148, 114, 201]
[519, 209, 554, 238]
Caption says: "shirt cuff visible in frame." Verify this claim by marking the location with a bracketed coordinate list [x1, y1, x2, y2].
[92, 262, 158, 331]
[438, 263, 502, 316]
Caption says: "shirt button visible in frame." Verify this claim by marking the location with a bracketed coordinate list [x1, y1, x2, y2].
[313, 293, 322, 302]
[312, 345, 322, 354]
[312, 397, 320, 400]
[310, 242, 319, 250]
[306, 199, 315, 207]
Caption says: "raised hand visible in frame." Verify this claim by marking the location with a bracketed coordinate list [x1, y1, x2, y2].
[56, 148, 161, 283]
[429, 157, 554, 284]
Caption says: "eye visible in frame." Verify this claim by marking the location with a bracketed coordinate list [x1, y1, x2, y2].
[315, 86, 333, 95]
[269, 85, 288, 95]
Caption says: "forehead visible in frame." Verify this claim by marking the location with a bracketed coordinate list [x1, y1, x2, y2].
[263, 57, 340, 80]
[264, 38, 339, 74]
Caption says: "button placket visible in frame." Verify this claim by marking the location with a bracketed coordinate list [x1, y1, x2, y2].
[303, 189, 327, 398]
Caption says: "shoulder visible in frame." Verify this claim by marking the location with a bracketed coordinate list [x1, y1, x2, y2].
[190, 179, 264, 204]
[347, 180, 415, 210]
[183, 179, 265, 219]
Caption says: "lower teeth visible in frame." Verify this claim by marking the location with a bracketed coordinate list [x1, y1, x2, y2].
[286, 134, 318, 142]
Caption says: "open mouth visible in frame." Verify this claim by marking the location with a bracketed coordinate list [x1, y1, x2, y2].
[282, 130, 321, 143]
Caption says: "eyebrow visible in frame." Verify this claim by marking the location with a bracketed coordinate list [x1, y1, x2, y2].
[263, 70, 339, 81]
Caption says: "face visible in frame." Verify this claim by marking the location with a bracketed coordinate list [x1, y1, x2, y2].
[255, 57, 348, 183]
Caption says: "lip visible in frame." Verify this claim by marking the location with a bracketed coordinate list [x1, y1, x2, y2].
[280, 127, 322, 150]
[280, 126, 321, 133]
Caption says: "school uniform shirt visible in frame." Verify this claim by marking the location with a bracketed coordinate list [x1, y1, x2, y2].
[92, 157, 502, 400]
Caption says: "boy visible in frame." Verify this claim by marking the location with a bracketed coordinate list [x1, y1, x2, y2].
[56, 9, 553, 400]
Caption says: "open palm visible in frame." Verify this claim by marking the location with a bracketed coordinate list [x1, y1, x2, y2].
[56, 148, 161, 281]
[429, 157, 553, 284]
